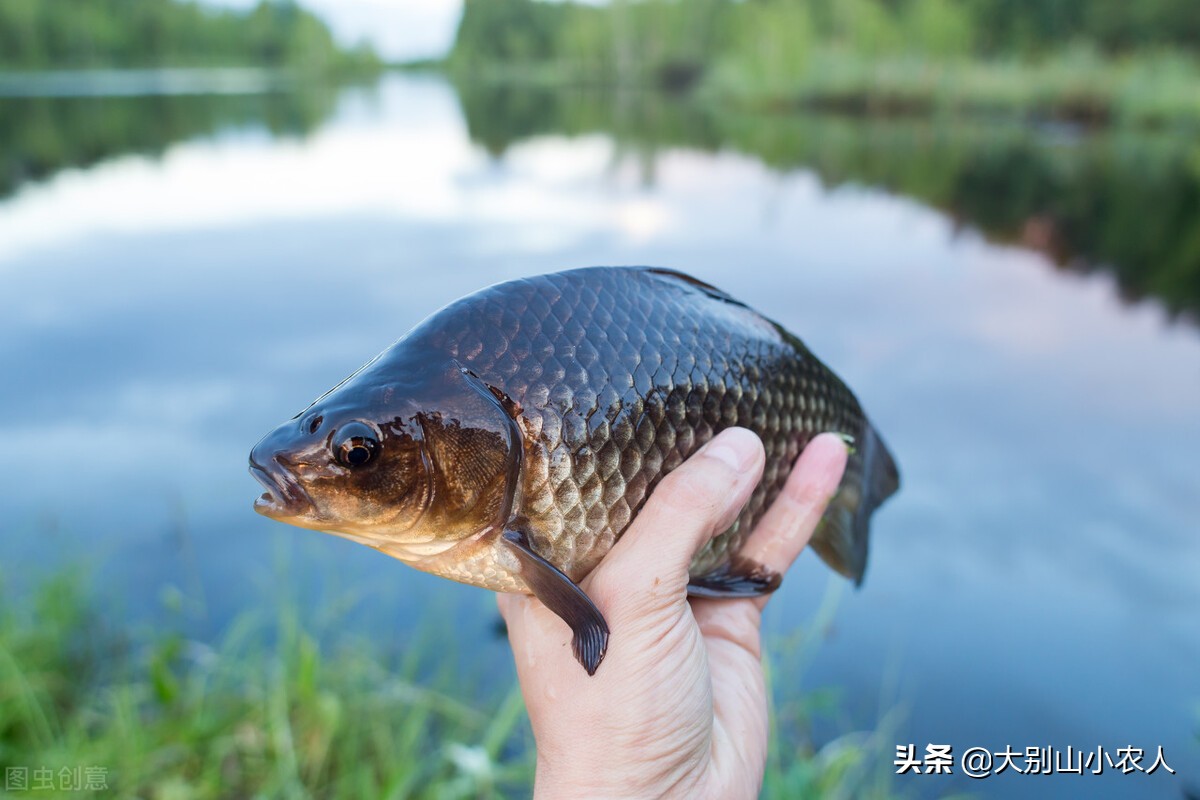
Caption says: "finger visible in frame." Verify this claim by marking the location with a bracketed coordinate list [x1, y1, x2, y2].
[588, 427, 765, 606]
[738, 432, 847, 607]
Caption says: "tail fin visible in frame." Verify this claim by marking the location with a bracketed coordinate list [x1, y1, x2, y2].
[810, 423, 899, 585]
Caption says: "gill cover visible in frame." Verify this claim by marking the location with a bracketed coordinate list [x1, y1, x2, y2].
[410, 361, 523, 539]
[251, 349, 522, 556]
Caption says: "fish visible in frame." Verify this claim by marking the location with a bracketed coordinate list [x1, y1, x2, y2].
[249, 267, 899, 674]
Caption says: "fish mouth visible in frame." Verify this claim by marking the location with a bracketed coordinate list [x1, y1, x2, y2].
[249, 461, 314, 519]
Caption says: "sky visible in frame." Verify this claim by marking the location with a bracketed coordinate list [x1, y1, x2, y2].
[204, 0, 464, 61]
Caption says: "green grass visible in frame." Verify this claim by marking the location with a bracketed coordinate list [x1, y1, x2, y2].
[0, 570, 903, 798]
[760, 583, 903, 799]
[0, 571, 532, 798]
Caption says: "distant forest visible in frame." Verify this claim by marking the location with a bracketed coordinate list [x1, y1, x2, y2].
[449, 0, 1200, 124]
[0, 0, 379, 73]
[452, 0, 1200, 68]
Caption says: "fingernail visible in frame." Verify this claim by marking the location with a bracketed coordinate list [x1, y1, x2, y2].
[701, 428, 759, 471]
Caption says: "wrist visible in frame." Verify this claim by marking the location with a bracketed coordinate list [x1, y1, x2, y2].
[533, 754, 605, 800]
[533, 752, 702, 800]
[533, 754, 643, 800]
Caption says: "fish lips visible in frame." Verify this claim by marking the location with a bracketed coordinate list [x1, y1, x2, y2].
[249, 459, 314, 520]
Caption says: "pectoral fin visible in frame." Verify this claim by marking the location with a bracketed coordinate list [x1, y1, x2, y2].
[500, 528, 610, 675]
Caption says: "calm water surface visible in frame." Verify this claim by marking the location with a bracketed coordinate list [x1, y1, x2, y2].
[1, 74, 1196, 798]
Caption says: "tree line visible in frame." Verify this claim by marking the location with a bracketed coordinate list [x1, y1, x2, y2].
[0, 0, 380, 74]
[450, 0, 1200, 75]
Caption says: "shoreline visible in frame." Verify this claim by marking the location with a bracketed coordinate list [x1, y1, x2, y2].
[442, 48, 1200, 131]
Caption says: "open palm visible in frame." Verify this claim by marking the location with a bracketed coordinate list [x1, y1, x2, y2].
[499, 428, 849, 799]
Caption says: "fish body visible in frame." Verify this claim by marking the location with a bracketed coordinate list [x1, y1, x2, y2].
[250, 267, 899, 672]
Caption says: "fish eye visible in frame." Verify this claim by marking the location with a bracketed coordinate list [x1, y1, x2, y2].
[333, 422, 379, 469]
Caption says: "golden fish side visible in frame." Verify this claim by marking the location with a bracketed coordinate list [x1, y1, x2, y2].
[249, 267, 900, 673]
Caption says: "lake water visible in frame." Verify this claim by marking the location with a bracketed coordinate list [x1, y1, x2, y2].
[1, 73, 1196, 798]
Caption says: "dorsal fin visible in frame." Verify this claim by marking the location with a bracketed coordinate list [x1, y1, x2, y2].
[643, 267, 749, 309]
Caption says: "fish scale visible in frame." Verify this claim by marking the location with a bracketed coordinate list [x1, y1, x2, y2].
[417, 267, 884, 586]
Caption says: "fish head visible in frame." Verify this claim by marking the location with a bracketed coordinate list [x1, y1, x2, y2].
[249, 351, 520, 562]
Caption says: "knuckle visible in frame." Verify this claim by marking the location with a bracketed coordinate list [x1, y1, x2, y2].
[786, 470, 838, 514]
[654, 465, 723, 519]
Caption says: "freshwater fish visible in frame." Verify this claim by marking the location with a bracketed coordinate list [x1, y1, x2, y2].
[249, 267, 899, 674]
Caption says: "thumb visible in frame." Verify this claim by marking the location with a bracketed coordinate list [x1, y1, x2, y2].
[587, 427, 765, 609]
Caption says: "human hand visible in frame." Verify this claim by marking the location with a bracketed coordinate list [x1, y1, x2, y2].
[498, 427, 849, 799]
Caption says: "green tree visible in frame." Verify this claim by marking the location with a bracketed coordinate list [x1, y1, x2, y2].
[718, 0, 816, 96]
[0, 0, 379, 73]
[903, 0, 974, 58]
[827, 0, 901, 56]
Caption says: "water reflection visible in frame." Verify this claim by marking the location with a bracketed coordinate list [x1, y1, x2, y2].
[0, 85, 336, 200]
[0, 75, 1196, 799]
[455, 81, 1200, 319]
[4, 75, 1198, 320]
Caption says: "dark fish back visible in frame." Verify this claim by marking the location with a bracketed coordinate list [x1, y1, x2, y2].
[415, 266, 897, 584]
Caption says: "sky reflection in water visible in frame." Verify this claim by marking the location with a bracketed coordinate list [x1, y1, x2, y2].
[0, 75, 1196, 798]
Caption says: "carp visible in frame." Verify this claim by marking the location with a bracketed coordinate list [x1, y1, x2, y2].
[250, 267, 899, 674]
